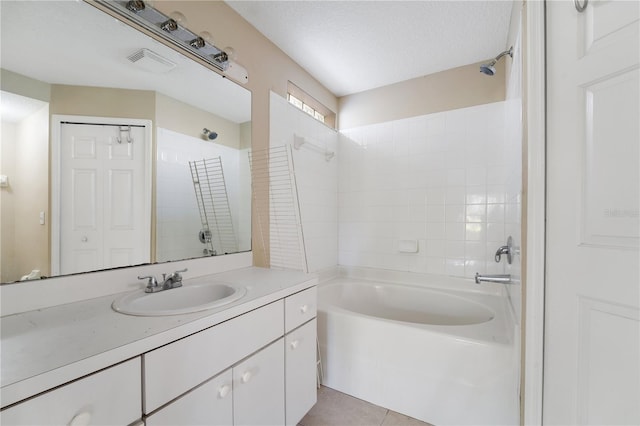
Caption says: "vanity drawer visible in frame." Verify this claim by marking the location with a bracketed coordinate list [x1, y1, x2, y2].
[144, 300, 284, 413]
[0, 358, 141, 426]
[285, 287, 317, 332]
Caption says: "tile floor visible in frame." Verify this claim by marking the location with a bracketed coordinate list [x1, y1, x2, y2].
[299, 386, 433, 426]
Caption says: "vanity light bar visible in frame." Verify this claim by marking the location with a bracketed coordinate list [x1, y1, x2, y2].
[94, 0, 230, 72]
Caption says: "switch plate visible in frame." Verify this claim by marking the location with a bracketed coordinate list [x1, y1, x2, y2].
[39, 211, 45, 225]
[0, 175, 8, 187]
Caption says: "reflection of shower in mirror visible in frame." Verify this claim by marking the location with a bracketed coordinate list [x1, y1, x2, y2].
[202, 128, 218, 140]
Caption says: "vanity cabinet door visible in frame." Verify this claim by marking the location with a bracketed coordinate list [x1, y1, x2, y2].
[145, 369, 233, 426]
[285, 318, 318, 426]
[233, 338, 285, 426]
[0, 358, 141, 426]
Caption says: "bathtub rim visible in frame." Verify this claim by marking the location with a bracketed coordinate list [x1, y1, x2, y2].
[317, 277, 515, 345]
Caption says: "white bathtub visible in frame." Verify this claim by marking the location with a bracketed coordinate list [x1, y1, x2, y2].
[317, 276, 519, 426]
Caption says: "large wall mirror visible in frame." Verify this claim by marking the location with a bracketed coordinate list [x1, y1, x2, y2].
[0, 1, 252, 284]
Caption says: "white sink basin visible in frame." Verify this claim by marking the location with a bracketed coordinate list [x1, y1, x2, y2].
[112, 282, 247, 316]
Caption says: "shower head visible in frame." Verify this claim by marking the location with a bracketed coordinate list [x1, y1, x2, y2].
[479, 61, 497, 76]
[480, 46, 513, 76]
[202, 128, 218, 141]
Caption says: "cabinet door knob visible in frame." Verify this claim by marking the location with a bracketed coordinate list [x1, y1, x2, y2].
[290, 340, 299, 350]
[218, 384, 231, 398]
[300, 304, 308, 314]
[68, 411, 92, 426]
[241, 371, 252, 383]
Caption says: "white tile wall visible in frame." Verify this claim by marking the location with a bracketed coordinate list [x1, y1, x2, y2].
[269, 92, 339, 273]
[339, 101, 515, 279]
[267, 92, 521, 296]
[156, 128, 250, 262]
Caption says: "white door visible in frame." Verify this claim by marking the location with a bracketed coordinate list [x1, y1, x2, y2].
[545, 1, 639, 424]
[59, 122, 149, 275]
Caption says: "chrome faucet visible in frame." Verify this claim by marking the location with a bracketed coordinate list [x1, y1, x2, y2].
[494, 236, 516, 264]
[138, 275, 159, 292]
[138, 268, 188, 293]
[475, 273, 513, 284]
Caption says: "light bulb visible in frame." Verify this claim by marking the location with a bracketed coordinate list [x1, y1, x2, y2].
[126, 0, 145, 13]
[189, 37, 205, 49]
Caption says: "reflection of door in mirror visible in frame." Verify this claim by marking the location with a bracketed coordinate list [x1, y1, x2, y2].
[55, 120, 151, 275]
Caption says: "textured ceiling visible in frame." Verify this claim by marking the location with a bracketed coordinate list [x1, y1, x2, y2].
[227, 1, 513, 97]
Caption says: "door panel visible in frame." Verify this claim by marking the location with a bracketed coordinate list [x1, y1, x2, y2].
[545, 1, 639, 424]
[581, 69, 639, 248]
[60, 122, 148, 274]
[108, 169, 134, 229]
[580, 0, 639, 56]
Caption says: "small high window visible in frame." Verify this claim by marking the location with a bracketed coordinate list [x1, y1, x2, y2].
[287, 82, 335, 128]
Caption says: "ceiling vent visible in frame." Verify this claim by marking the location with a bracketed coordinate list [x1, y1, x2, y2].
[127, 48, 176, 73]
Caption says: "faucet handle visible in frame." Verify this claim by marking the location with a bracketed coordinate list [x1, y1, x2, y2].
[494, 236, 514, 264]
[138, 275, 158, 288]
[172, 268, 188, 281]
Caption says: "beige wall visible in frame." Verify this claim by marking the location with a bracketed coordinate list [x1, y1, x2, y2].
[1, 72, 51, 281]
[0, 105, 50, 282]
[155, 93, 241, 150]
[50, 85, 155, 120]
[1, 123, 17, 281]
[338, 61, 505, 129]
[240, 122, 252, 150]
[1, 69, 51, 102]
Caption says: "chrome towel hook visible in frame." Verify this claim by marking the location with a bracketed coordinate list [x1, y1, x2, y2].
[116, 125, 133, 144]
[574, 0, 588, 13]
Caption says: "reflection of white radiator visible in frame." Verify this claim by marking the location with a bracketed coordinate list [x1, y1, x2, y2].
[189, 157, 238, 255]
[249, 145, 308, 272]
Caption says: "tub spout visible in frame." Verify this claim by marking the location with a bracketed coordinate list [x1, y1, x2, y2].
[475, 273, 512, 284]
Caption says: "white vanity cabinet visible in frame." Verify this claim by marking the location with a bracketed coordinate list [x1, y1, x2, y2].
[144, 287, 317, 426]
[0, 358, 142, 426]
[0, 274, 318, 426]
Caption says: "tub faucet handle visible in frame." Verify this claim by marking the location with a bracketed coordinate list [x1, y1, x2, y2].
[494, 236, 517, 264]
